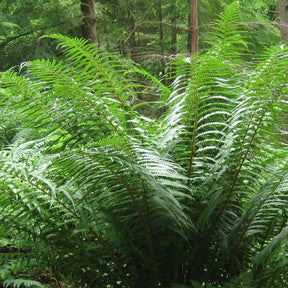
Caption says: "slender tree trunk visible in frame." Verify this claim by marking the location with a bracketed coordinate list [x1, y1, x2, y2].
[128, 1, 137, 60]
[190, 0, 198, 55]
[158, 0, 166, 81]
[279, 1, 288, 141]
[158, 0, 164, 56]
[279, 0, 288, 42]
[187, 0, 192, 52]
[171, 2, 177, 54]
[81, 0, 99, 45]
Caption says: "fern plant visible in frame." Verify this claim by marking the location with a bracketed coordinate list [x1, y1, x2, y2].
[0, 2, 288, 288]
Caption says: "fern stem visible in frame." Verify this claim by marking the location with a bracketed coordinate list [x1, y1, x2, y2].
[187, 60, 199, 186]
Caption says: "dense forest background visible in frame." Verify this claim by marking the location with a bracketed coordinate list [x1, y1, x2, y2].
[1, 1, 288, 288]
[0, 0, 283, 71]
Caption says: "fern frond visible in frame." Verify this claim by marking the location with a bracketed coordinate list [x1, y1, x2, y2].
[253, 226, 288, 282]
[227, 161, 288, 259]
[43, 34, 137, 104]
[206, 1, 248, 60]
[3, 278, 50, 288]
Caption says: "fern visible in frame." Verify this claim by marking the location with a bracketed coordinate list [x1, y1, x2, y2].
[206, 1, 248, 60]
[1, 2, 288, 288]
[3, 278, 50, 288]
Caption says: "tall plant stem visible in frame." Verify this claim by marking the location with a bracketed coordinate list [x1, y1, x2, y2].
[191, 0, 199, 55]
[187, 60, 199, 186]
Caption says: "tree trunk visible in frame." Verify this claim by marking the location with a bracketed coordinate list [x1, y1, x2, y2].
[279, 0, 288, 42]
[128, 1, 137, 60]
[187, 0, 192, 52]
[158, 0, 164, 56]
[190, 0, 198, 55]
[81, 0, 99, 45]
[171, 2, 177, 54]
[158, 0, 166, 80]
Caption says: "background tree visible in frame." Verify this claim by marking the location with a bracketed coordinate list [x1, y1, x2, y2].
[190, 0, 198, 54]
[279, 0, 288, 42]
[81, 0, 99, 44]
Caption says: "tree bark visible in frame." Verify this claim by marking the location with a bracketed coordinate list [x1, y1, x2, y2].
[187, 0, 192, 52]
[81, 0, 99, 45]
[279, 0, 288, 42]
[190, 0, 198, 55]
[171, 2, 177, 54]
[158, 0, 166, 78]
[128, 1, 137, 60]
[158, 0, 164, 56]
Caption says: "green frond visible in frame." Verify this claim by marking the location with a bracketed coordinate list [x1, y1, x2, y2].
[252, 226, 288, 286]
[3, 278, 50, 288]
[43, 33, 137, 104]
[161, 53, 239, 182]
[206, 1, 248, 60]
[227, 162, 288, 256]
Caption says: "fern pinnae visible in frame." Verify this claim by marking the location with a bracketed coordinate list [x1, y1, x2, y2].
[185, 58, 201, 186]
[1, 163, 78, 220]
[38, 36, 141, 143]
[1, 4, 288, 285]
[59, 148, 159, 279]
[1, 151, 136, 288]
[212, 48, 288, 232]
[227, 163, 288, 260]
[46, 34, 134, 107]
[252, 225, 288, 279]
[3, 278, 50, 288]
[27, 59, 124, 137]
[207, 1, 246, 61]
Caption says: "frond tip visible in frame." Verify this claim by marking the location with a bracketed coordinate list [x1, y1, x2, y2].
[206, 1, 248, 59]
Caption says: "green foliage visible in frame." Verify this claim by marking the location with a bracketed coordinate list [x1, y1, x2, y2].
[0, 0, 81, 70]
[1, 0, 280, 72]
[0, 2, 288, 288]
[3, 278, 49, 288]
[239, 0, 280, 55]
